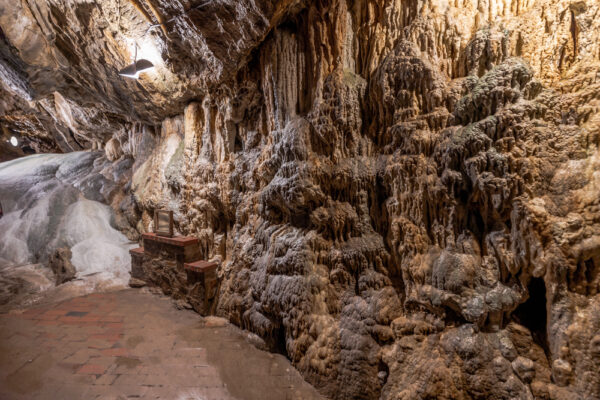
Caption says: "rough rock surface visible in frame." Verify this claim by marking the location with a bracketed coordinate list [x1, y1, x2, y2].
[48, 247, 76, 285]
[128, 277, 146, 288]
[2, 0, 600, 399]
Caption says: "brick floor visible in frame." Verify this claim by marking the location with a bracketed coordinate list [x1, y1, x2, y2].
[77, 364, 107, 375]
[0, 289, 324, 400]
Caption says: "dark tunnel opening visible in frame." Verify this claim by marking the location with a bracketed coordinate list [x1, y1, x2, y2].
[513, 277, 550, 358]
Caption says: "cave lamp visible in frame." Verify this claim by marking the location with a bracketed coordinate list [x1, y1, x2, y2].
[119, 44, 154, 79]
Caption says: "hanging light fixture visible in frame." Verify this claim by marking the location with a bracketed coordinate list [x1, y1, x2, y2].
[118, 45, 154, 79]
[118, 1, 212, 80]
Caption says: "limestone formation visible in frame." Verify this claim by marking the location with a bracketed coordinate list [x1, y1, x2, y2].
[2, 0, 600, 399]
[48, 247, 76, 285]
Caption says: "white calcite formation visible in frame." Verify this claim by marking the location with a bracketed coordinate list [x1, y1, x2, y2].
[1, 0, 600, 399]
[0, 152, 135, 286]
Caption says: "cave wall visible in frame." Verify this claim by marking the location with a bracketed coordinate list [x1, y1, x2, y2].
[3, 0, 600, 399]
[125, 1, 600, 399]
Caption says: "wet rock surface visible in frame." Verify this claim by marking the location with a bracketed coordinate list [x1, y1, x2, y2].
[1, 0, 600, 399]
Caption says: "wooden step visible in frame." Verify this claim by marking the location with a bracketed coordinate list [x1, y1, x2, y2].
[129, 247, 145, 255]
[184, 260, 219, 274]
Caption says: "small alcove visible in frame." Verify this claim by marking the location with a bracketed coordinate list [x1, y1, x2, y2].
[513, 277, 549, 356]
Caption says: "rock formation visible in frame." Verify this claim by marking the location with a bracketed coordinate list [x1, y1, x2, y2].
[48, 247, 77, 285]
[1, 0, 600, 399]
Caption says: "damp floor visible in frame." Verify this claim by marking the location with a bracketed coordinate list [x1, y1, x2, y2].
[0, 289, 324, 400]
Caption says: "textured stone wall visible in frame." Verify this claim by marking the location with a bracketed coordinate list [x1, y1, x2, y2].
[126, 1, 600, 399]
[3, 0, 600, 399]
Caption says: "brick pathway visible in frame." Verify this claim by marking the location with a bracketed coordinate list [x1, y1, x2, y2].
[0, 289, 324, 400]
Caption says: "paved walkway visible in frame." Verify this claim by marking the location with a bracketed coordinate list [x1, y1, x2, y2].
[0, 289, 324, 400]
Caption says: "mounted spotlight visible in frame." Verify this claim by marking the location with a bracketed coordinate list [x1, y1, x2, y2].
[119, 58, 154, 79]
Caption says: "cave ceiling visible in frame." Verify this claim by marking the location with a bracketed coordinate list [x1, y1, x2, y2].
[0, 0, 298, 152]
